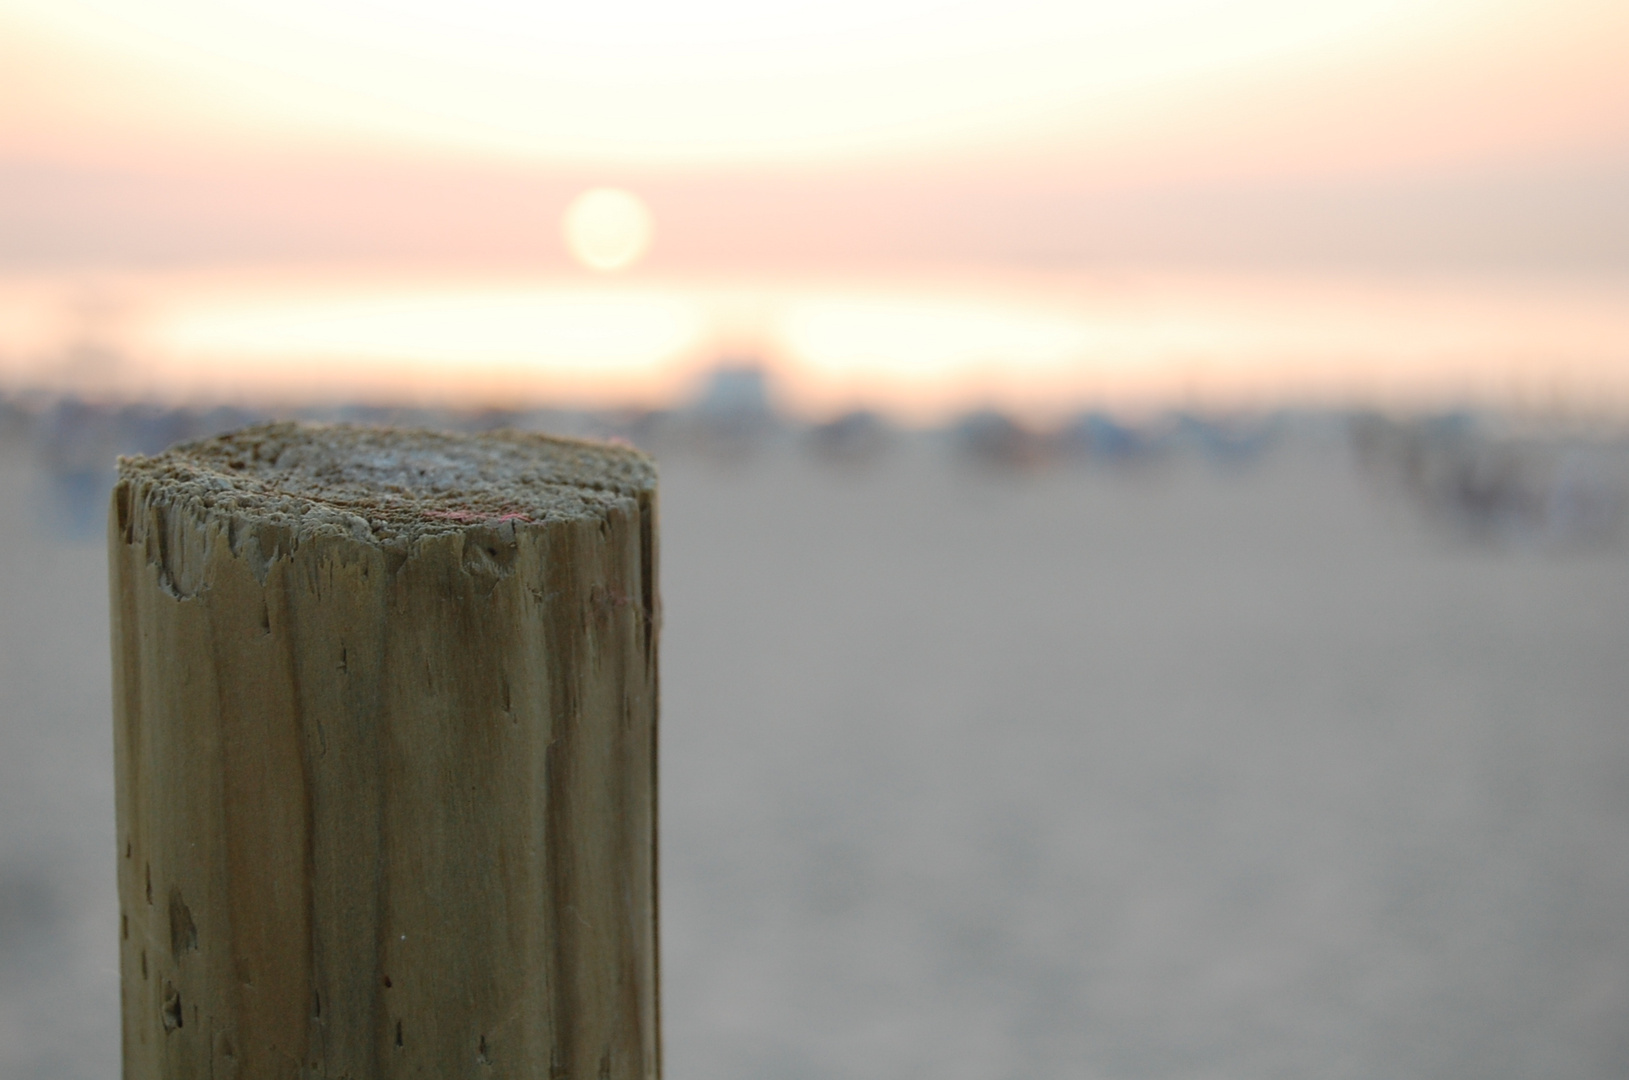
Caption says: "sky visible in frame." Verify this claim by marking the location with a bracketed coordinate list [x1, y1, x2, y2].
[4, 0, 1627, 269]
[1, 0, 1627, 413]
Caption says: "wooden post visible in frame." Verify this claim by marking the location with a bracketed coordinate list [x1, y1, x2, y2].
[108, 422, 660, 1080]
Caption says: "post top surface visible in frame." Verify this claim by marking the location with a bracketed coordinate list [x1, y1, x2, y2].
[117, 421, 656, 548]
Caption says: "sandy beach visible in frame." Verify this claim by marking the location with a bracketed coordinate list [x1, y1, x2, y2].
[2, 428, 1626, 1079]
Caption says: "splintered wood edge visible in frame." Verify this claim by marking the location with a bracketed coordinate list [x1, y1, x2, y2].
[114, 421, 658, 554]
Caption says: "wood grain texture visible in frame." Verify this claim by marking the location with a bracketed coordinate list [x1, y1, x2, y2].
[108, 423, 660, 1080]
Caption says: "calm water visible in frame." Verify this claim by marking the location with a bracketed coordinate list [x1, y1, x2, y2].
[4, 267, 1629, 418]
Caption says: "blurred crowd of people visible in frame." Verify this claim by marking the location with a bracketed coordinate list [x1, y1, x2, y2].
[1352, 412, 1629, 550]
[4, 362, 1628, 550]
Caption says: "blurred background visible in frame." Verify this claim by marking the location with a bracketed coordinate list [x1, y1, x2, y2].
[3, 0, 1629, 1077]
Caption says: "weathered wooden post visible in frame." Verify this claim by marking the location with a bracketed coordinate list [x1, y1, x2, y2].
[108, 422, 660, 1079]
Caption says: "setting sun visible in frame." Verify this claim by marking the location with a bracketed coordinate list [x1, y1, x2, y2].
[563, 189, 653, 272]
[0, 0, 1625, 415]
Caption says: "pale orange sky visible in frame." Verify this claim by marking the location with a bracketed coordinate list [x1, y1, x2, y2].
[2, 0, 1627, 271]
[1, 0, 1626, 416]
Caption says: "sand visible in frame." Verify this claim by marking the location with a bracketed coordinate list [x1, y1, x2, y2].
[2, 431, 1627, 1079]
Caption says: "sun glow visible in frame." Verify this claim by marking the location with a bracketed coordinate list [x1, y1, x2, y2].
[5, 269, 1629, 418]
[15, 274, 708, 405]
